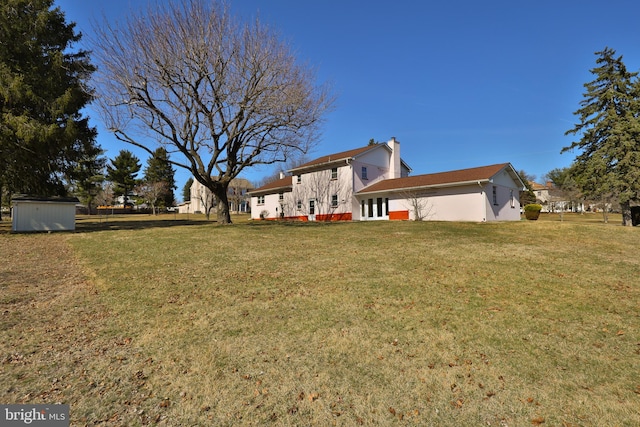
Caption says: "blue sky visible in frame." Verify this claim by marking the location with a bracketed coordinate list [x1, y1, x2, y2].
[55, 0, 640, 199]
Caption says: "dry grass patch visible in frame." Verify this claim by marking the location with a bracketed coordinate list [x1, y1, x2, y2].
[2, 217, 639, 426]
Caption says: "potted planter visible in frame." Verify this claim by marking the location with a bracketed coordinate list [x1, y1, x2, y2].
[524, 203, 542, 220]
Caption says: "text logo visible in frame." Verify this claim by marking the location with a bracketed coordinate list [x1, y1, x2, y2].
[1, 405, 69, 426]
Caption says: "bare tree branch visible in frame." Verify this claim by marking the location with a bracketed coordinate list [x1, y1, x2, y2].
[91, 0, 334, 223]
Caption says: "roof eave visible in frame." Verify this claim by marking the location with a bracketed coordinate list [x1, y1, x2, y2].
[288, 158, 351, 174]
[248, 186, 293, 196]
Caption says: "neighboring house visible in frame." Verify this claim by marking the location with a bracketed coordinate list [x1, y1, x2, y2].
[11, 195, 80, 232]
[249, 138, 526, 222]
[530, 181, 552, 206]
[177, 201, 191, 214]
[530, 181, 583, 212]
[189, 177, 253, 214]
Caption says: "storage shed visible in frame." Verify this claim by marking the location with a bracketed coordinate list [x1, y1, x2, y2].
[11, 195, 79, 232]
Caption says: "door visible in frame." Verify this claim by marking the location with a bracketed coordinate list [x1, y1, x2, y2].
[308, 199, 316, 221]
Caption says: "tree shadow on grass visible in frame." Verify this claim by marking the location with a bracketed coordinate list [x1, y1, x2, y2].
[245, 219, 356, 228]
[74, 217, 215, 233]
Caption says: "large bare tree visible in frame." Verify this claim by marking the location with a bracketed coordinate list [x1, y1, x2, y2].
[92, 0, 333, 223]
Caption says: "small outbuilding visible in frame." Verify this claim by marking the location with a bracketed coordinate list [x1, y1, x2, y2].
[11, 195, 80, 232]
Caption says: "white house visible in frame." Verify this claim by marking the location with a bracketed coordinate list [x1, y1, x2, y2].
[187, 177, 253, 215]
[11, 195, 79, 232]
[249, 138, 526, 222]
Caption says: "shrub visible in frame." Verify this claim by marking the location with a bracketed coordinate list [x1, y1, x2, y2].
[524, 203, 542, 220]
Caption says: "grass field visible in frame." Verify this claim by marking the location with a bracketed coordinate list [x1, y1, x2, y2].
[1, 213, 639, 426]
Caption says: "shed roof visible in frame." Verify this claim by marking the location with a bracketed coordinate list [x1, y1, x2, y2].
[11, 195, 80, 203]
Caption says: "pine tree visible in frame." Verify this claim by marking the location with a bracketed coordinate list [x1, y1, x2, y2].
[69, 149, 106, 214]
[563, 47, 640, 226]
[106, 150, 141, 207]
[0, 0, 99, 200]
[143, 147, 176, 208]
[182, 177, 194, 202]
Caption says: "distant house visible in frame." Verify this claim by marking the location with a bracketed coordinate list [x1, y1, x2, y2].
[530, 181, 583, 212]
[249, 138, 525, 222]
[188, 177, 253, 214]
[11, 195, 79, 232]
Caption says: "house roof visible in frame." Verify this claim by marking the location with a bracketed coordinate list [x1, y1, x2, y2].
[248, 176, 293, 195]
[229, 177, 254, 189]
[357, 163, 521, 195]
[288, 145, 379, 173]
[529, 181, 552, 191]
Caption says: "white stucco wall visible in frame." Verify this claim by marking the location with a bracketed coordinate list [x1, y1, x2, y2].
[252, 191, 294, 219]
[404, 186, 486, 222]
[484, 183, 521, 221]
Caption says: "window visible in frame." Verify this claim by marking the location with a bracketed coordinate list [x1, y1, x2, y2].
[278, 192, 284, 201]
[257, 195, 265, 205]
[361, 200, 365, 217]
[331, 167, 338, 180]
[361, 166, 368, 180]
[297, 200, 302, 210]
[492, 186, 498, 205]
[510, 190, 515, 208]
[368, 199, 374, 217]
[377, 198, 383, 217]
[385, 198, 389, 216]
[331, 194, 338, 208]
[296, 175, 301, 184]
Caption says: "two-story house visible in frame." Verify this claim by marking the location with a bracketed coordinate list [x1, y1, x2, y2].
[184, 177, 253, 215]
[249, 138, 525, 222]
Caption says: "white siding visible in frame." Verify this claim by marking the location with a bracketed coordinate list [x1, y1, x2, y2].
[12, 201, 76, 232]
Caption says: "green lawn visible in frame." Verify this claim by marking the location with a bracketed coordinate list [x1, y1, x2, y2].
[1, 215, 638, 426]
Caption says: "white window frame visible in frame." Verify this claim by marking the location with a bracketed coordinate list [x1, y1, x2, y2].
[330, 167, 338, 180]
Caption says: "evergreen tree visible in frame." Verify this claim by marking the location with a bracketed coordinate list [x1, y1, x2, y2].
[70, 149, 106, 214]
[182, 177, 194, 202]
[106, 150, 141, 206]
[143, 147, 176, 208]
[517, 170, 537, 206]
[0, 0, 99, 201]
[563, 47, 640, 226]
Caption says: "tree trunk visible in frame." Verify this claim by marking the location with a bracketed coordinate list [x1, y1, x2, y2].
[211, 184, 232, 224]
[621, 200, 633, 226]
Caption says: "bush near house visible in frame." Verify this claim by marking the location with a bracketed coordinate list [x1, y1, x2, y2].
[524, 203, 542, 220]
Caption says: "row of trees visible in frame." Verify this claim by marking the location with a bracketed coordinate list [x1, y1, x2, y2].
[97, 148, 176, 214]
